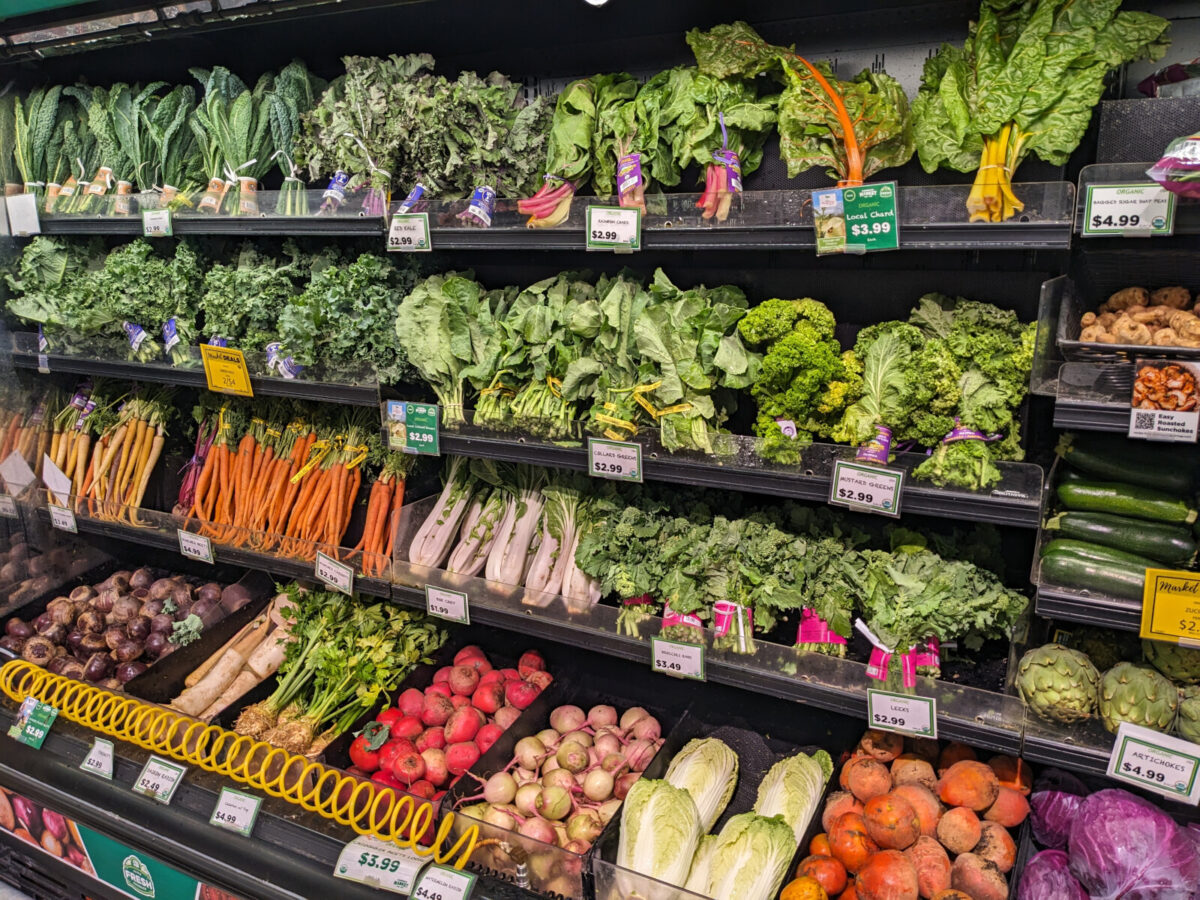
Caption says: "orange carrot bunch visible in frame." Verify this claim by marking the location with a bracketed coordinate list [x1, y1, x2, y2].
[0, 385, 50, 481]
[353, 450, 415, 578]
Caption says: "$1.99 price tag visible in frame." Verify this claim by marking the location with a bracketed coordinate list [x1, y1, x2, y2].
[388, 213, 431, 252]
[829, 460, 903, 517]
[412, 863, 477, 900]
[334, 835, 424, 894]
[425, 585, 469, 624]
[650, 637, 705, 681]
[867, 689, 937, 739]
[133, 755, 186, 804]
[587, 438, 642, 483]
[586, 206, 641, 252]
[1108, 722, 1200, 804]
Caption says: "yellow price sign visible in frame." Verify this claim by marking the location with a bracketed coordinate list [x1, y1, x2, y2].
[200, 345, 253, 398]
[1140, 568, 1200, 645]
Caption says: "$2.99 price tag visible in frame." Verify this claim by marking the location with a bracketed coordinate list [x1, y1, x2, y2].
[425, 585, 469, 624]
[133, 755, 186, 804]
[650, 638, 705, 681]
[80, 737, 114, 779]
[334, 835, 424, 894]
[1083, 183, 1175, 237]
[388, 213, 431, 252]
[1108, 722, 1200, 804]
[587, 438, 642, 483]
[315, 551, 354, 594]
[412, 863, 477, 900]
[586, 206, 641, 252]
[7, 697, 57, 749]
[867, 689, 937, 739]
[829, 460, 903, 517]
[142, 209, 172, 237]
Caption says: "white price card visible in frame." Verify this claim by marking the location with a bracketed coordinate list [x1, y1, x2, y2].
[867, 689, 937, 739]
[315, 550, 354, 595]
[132, 755, 186, 804]
[37, 354, 49, 374]
[333, 835, 425, 894]
[1108, 722, 1200, 804]
[177, 529, 214, 564]
[142, 209, 173, 237]
[5, 193, 41, 236]
[412, 863, 477, 900]
[48, 504, 77, 534]
[1083, 183, 1175, 236]
[586, 205, 641, 252]
[0, 495, 17, 519]
[387, 213, 432, 252]
[651, 637, 706, 681]
[829, 460, 903, 517]
[425, 585, 469, 624]
[587, 438, 643, 483]
[80, 738, 114, 779]
[210, 787, 262, 837]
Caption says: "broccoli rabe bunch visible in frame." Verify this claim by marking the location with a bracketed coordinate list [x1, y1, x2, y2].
[738, 297, 861, 464]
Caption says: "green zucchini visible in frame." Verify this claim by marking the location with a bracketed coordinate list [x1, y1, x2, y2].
[1044, 511, 1197, 566]
[1056, 433, 1197, 493]
[1056, 480, 1198, 525]
[1040, 551, 1146, 601]
[1041, 538, 1160, 568]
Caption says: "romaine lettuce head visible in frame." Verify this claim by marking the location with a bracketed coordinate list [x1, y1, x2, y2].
[664, 737, 739, 832]
[616, 778, 702, 886]
[752, 749, 832, 843]
[704, 812, 796, 900]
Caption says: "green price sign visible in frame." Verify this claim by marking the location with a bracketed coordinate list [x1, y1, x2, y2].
[8, 697, 57, 749]
[385, 401, 440, 456]
[814, 181, 899, 254]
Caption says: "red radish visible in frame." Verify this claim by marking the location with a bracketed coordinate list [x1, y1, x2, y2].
[518, 650, 546, 677]
[433, 666, 453, 684]
[372, 769, 403, 789]
[398, 688, 424, 718]
[408, 779, 436, 800]
[477, 723, 503, 754]
[391, 715, 424, 740]
[417, 727, 445, 751]
[453, 645, 487, 665]
[525, 671, 553, 690]
[378, 739, 416, 774]
[499, 668, 522, 682]
[421, 693, 454, 726]
[450, 694, 471, 709]
[449, 665, 480, 696]
[494, 706, 522, 730]
[426, 682, 452, 698]
[376, 707, 403, 729]
[390, 749, 426, 785]
[471, 682, 504, 715]
[421, 748, 449, 786]
[444, 706, 484, 744]
[505, 680, 541, 710]
[446, 741, 481, 776]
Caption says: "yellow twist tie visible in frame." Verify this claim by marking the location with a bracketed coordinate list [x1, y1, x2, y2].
[290, 440, 331, 484]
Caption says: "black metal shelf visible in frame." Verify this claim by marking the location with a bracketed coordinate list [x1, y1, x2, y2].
[36, 215, 384, 237]
[1035, 586, 1142, 632]
[1051, 398, 1130, 432]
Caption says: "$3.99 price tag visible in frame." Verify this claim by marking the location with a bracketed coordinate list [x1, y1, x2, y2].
[387, 213, 431, 252]
[587, 438, 642, 483]
[334, 835, 424, 894]
[1083, 183, 1175, 237]
[867, 689, 937, 739]
[425, 585, 469, 624]
[650, 637, 705, 681]
[133, 755, 186, 804]
[829, 460, 903, 517]
[586, 205, 641, 252]
[210, 787, 262, 837]
[412, 863, 477, 900]
[1108, 722, 1200, 804]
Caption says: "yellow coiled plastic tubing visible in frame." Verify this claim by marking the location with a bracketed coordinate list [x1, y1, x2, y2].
[1, 660, 478, 866]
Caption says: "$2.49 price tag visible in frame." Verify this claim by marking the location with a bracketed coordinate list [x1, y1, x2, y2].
[209, 787, 262, 837]
[587, 438, 642, 483]
[412, 863, 477, 900]
[334, 835, 424, 894]
[387, 213, 431, 252]
[133, 755, 186, 804]
[650, 637, 705, 681]
[586, 206, 641, 252]
[829, 460, 903, 517]
[425, 585, 469, 624]
[867, 689, 937, 739]
[1108, 722, 1200, 804]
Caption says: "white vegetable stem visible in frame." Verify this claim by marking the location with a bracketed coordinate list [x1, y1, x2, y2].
[486, 466, 545, 586]
[410, 457, 476, 568]
[447, 488, 507, 576]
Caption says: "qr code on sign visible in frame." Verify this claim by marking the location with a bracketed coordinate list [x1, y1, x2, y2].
[1134, 411, 1156, 430]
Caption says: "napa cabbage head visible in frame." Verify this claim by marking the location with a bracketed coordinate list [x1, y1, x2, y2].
[616, 778, 702, 886]
[704, 812, 796, 900]
[664, 737, 739, 832]
[684, 834, 717, 894]
[752, 750, 833, 843]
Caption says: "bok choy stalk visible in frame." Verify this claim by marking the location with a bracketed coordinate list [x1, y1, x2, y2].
[409, 456, 476, 568]
[752, 750, 832, 843]
[703, 812, 796, 900]
[484, 465, 545, 585]
[445, 486, 507, 576]
[664, 738, 739, 833]
[523, 476, 584, 601]
[616, 778, 703, 887]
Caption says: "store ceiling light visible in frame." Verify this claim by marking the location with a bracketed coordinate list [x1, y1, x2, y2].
[584, 0, 610, 6]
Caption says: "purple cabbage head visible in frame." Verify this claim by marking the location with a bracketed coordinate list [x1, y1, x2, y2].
[1017, 850, 1087, 900]
[1068, 789, 1200, 900]
[1031, 790, 1083, 850]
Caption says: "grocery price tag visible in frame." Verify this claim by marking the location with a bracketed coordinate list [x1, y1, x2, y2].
[315, 551, 354, 595]
[80, 737, 114, 779]
[210, 787, 262, 837]
[0, 495, 17, 519]
[813, 181, 898, 255]
[1128, 358, 1199, 443]
[651, 638, 705, 681]
[1108, 722, 1200, 804]
[7, 697, 57, 749]
[334, 835, 424, 894]
[1083, 183, 1174, 237]
[177, 529, 214, 564]
[200, 344, 254, 398]
[412, 863, 476, 900]
[586, 205, 641, 252]
[132, 755, 186, 804]
[5, 193, 41, 236]
[587, 438, 642, 483]
[426, 585, 469, 624]
[37, 354, 49, 374]
[867, 689, 937, 739]
[142, 209, 173, 237]
[387, 213, 431, 252]
[829, 460, 903, 517]
[384, 401, 440, 455]
[49, 504, 77, 533]
[1140, 568, 1200, 646]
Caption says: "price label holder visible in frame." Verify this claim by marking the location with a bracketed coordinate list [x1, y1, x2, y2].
[210, 787, 262, 837]
[412, 863, 477, 900]
[650, 637, 705, 681]
[142, 209, 173, 237]
[177, 529, 214, 564]
[867, 689, 937, 739]
[1108, 722, 1200, 804]
[48, 503, 77, 533]
[1139, 568, 1200, 646]
[587, 438, 643, 483]
[315, 551, 354, 595]
[200, 344, 254, 398]
[334, 835, 424, 894]
[426, 585, 469, 624]
[1128, 358, 1199, 443]
[132, 755, 186, 804]
[37, 354, 49, 374]
[80, 738, 114, 779]
[7, 697, 57, 749]
[586, 205, 641, 253]
[0, 494, 17, 519]
[5, 193, 41, 236]
[387, 213, 432, 252]
[829, 460, 903, 517]
[384, 400, 440, 456]
[813, 182, 899, 255]
[1083, 183, 1175, 237]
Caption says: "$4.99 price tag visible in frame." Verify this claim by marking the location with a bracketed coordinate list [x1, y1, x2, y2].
[388, 213, 432, 252]
[334, 835, 424, 894]
[867, 689, 937, 739]
[650, 637, 705, 681]
[1108, 722, 1200, 804]
[315, 551, 354, 595]
[1083, 183, 1175, 237]
[587, 438, 642, 483]
[210, 787, 262, 837]
[425, 585, 469, 624]
[133, 755, 186, 804]
[177, 529, 213, 564]
[829, 460, 903, 517]
[412, 863, 477, 900]
[586, 206, 641, 252]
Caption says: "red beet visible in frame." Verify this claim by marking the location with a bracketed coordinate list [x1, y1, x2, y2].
[478, 669, 505, 687]
[433, 666, 453, 684]
[409, 779, 436, 800]
[391, 715, 424, 740]
[525, 670, 553, 691]
[398, 688, 424, 718]
[471, 682, 504, 715]
[494, 705, 522, 730]
[448, 665, 480, 696]
[450, 694, 471, 709]
[453, 645, 487, 665]
[445, 706, 484, 744]
[499, 667, 522, 682]
[421, 693, 454, 726]
[416, 727, 446, 751]
[426, 682, 452, 698]
[505, 680, 541, 710]
[518, 650, 546, 677]
[372, 769, 403, 789]
[378, 739, 417, 775]
[477, 723, 503, 754]
[445, 742, 481, 776]
[421, 748, 449, 786]
[390, 750, 426, 786]
[376, 707, 403, 729]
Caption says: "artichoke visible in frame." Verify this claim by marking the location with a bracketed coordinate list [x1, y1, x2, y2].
[1015, 644, 1100, 724]
[1068, 626, 1141, 672]
[1178, 686, 1200, 743]
[1143, 639, 1200, 685]
[1099, 662, 1180, 735]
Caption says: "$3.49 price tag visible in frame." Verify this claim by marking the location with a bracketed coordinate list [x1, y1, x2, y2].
[412, 863, 477, 900]
[387, 213, 431, 252]
[142, 209, 172, 237]
[650, 637, 705, 681]
[1108, 722, 1200, 804]
[132, 755, 186, 804]
[209, 787, 262, 837]
[829, 460, 903, 517]
[48, 504, 77, 533]
[315, 551, 354, 595]
[1083, 183, 1175, 237]
[80, 738, 114, 779]
[425, 585, 469, 624]
[334, 835, 424, 894]
[867, 689, 937, 739]
[586, 206, 641, 252]
[177, 529, 213, 564]
[587, 438, 642, 483]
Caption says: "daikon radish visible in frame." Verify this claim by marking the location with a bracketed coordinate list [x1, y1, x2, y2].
[246, 631, 288, 679]
[172, 648, 246, 717]
[199, 669, 261, 721]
